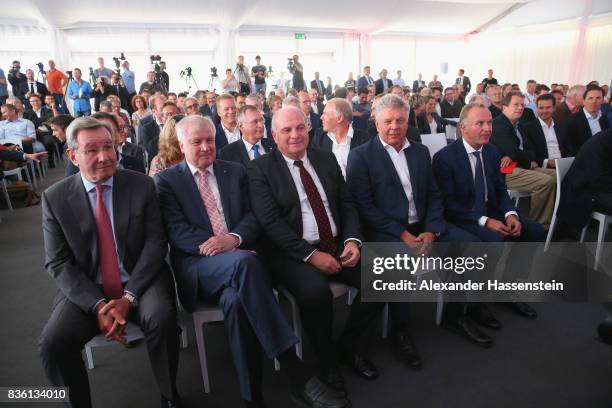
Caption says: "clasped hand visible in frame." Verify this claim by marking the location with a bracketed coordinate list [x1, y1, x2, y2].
[199, 234, 239, 256]
[95, 298, 131, 344]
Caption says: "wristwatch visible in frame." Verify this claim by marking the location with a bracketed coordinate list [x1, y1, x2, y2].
[123, 292, 138, 307]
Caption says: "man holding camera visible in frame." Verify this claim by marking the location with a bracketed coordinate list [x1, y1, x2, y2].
[93, 57, 113, 81]
[251, 56, 267, 94]
[8, 60, 28, 101]
[290, 55, 305, 91]
[235, 55, 252, 94]
[140, 71, 163, 94]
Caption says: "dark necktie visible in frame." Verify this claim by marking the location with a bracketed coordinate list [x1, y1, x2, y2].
[30, 83, 34, 93]
[94, 185, 123, 299]
[294, 160, 336, 254]
[317, 81, 323, 95]
[473, 151, 487, 216]
[116, 85, 120, 95]
[252, 144, 260, 159]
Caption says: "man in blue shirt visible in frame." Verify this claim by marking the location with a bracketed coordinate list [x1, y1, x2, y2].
[121, 60, 136, 100]
[67, 68, 92, 117]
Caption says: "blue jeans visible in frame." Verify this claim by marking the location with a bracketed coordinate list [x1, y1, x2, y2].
[254, 83, 266, 94]
[52, 93, 68, 114]
[74, 110, 91, 118]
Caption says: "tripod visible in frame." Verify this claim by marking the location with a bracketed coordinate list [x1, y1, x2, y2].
[208, 74, 219, 92]
[180, 69, 200, 95]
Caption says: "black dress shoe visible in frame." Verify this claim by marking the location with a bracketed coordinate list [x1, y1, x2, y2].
[161, 395, 182, 408]
[444, 316, 493, 348]
[292, 376, 351, 408]
[244, 392, 266, 408]
[505, 302, 538, 319]
[469, 304, 502, 330]
[597, 321, 612, 345]
[325, 369, 347, 397]
[337, 347, 379, 380]
[391, 331, 423, 370]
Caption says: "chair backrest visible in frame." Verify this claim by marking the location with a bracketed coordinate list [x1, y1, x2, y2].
[445, 118, 459, 140]
[421, 133, 447, 158]
[552, 157, 575, 214]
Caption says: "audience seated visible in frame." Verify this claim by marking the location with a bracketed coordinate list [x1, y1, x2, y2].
[149, 114, 186, 177]
[565, 85, 609, 155]
[218, 105, 273, 166]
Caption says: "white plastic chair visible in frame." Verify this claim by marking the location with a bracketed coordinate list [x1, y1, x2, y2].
[445, 118, 459, 141]
[544, 157, 575, 251]
[507, 190, 531, 206]
[421, 133, 448, 158]
[580, 212, 611, 271]
[1, 178, 13, 211]
[83, 322, 145, 369]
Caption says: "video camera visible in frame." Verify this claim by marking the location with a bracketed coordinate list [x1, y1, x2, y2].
[287, 58, 296, 74]
[112, 52, 126, 78]
[210, 67, 218, 78]
[36, 62, 45, 74]
[180, 67, 193, 78]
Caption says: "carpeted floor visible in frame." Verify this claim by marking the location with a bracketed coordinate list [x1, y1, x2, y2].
[0, 163, 611, 408]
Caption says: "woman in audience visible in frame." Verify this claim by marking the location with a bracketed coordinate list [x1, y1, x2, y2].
[267, 94, 282, 116]
[131, 95, 150, 127]
[408, 95, 424, 127]
[111, 98, 131, 126]
[149, 114, 185, 177]
[222, 69, 239, 93]
[416, 95, 455, 134]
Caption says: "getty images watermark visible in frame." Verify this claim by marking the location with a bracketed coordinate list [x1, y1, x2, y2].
[361, 242, 612, 303]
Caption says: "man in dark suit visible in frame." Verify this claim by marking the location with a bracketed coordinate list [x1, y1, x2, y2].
[346, 94, 482, 355]
[367, 94, 421, 143]
[39, 117, 181, 408]
[558, 128, 612, 230]
[23, 94, 56, 166]
[198, 91, 220, 124]
[552, 84, 585, 126]
[215, 94, 241, 152]
[455, 69, 471, 94]
[374, 69, 393, 95]
[490, 91, 556, 228]
[565, 85, 609, 155]
[248, 107, 384, 398]
[109, 73, 131, 113]
[308, 88, 325, 116]
[310, 72, 326, 99]
[218, 105, 274, 167]
[412, 73, 425, 92]
[156, 115, 345, 408]
[440, 87, 464, 118]
[522, 94, 570, 169]
[432, 102, 545, 340]
[356, 66, 374, 90]
[24, 68, 49, 100]
[298, 90, 322, 133]
[310, 98, 370, 179]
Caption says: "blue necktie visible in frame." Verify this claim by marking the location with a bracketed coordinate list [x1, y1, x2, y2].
[252, 144, 260, 159]
[473, 151, 487, 216]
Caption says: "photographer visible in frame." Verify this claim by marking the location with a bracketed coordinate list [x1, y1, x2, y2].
[251, 55, 267, 94]
[139, 71, 162, 94]
[93, 57, 113, 81]
[159, 61, 170, 92]
[24, 69, 49, 108]
[8, 60, 27, 101]
[290, 54, 305, 91]
[92, 76, 115, 112]
[235, 55, 251, 94]
[109, 73, 131, 113]
[222, 69, 239, 93]
[0, 67, 8, 105]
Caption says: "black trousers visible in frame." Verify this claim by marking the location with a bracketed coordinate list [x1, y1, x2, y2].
[595, 192, 612, 216]
[271, 253, 383, 377]
[39, 271, 180, 408]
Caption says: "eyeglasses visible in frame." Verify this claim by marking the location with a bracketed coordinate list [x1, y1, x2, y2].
[78, 144, 115, 157]
[186, 104, 198, 110]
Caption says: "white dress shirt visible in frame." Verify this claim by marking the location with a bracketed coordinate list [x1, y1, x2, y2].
[584, 108, 602, 136]
[428, 118, 437, 135]
[327, 125, 353, 179]
[379, 136, 419, 224]
[311, 102, 319, 115]
[241, 138, 266, 161]
[538, 118, 561, 167]
[280, 152, 338, 244]
[222, 122, 241, 144]
[462, 139, 517, 226]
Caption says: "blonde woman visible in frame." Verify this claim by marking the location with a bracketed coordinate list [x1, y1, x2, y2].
[148, 114, 185, 177]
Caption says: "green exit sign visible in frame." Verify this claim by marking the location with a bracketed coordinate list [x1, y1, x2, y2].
[294, 32, 306, 40]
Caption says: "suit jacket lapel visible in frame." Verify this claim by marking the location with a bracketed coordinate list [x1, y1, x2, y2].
[178, 161, 213, 232]
[373, 137, 407, 203]
[273, 149, 301, 214]
[213, 161, 232, 228]
[112, 171, 130, 260]
[456, 141, 476, 199]
[239, 140, 251, 166]
[67, 174, 98, 268]
[321, 132, 333, 151]
[404, 145, 420, 208]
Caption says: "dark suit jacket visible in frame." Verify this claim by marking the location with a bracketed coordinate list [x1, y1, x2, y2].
[489, 104, 502, 119]
[345, 136, 445, 241]
[310, 127, 371, 152]
[457, 76, 471, 94]
[490, 113, 537, 169]
[310, 79, 325, 95]
[92, 85, 117, 112]
[416, 112, 453, 135]
[26, 81, 49, 98]
[440, 99, 464, 118]
[374, 78, 393, 95]
[215, 123, 242, 152]
[199, 104, 220, 124]
[247, 148, 363, 262]
[138, 115, 161, 160]
[412, 80, 426, 91]
[23, 107, 53, 128]
[42, 170, 169, 312]
[557, 129, 612, 228]
[522, 119, 569, 165]
[432, 139, 515, 225]
[218, 138, 274, 167]
[309, 111, 322, 132]
[154, 160, 259, 311]
[565, 109, 609, 155]
[552, 101, 572, 126]
[357, 76, 374, 90]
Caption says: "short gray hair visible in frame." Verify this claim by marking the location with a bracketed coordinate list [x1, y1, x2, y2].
[282, 96, 300, 108]
[271, 106, 307, 133]
[459, 102, 488, 126]
[175, 115, 216, 142]
[237, 105, 260, 125]
[567, 84, 586, 98]
[244, 94, 261, 109]
[327, 98, 353, 123]
[375, 94, 408, 118]
[66, 117, 114, 151]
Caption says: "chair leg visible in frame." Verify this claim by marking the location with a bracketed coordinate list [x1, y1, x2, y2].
[580, 223, 588, 243]
[193, 318, 211, 393]
[594, 218, 610, 271]
[2, 180, 13, 212]
[544, 215, 557, 252]
[179, 322, 188, 349]
[85, 345, 95, 369]
[291, 299, 303, 360]
[347, 288, 357, 305]
[24, 164, 36, 189]
[381, 304, 389, 339]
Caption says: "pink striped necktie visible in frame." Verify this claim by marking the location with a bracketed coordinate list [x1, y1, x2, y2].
[196, 171, 227, 236]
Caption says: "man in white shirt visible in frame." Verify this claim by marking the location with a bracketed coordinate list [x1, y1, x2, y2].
[215, 94, 241, 150]
[392, 70, 406, 87]
[218, 105, 273, 166]
[0, 103, 43, 153]
[523, 94, 569, 169]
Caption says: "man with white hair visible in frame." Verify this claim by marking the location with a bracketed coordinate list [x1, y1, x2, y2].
[552, 84, 585, 126]
[310, 98, 371, 178]
[218, 105, 274, 166]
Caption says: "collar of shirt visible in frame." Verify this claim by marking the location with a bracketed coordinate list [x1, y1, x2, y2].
[583, 107, 601, 121]
[328, 124, 354, 146]
[81, 174, 113, 193]
[242, 138, 263, 152]
[379, 135, 410, 154]
[538, 117, 554, 129]
[281, 151, 307, 167]
[462, 138, 483, 155]
[221, 122, 240, 136]
[186, 160, 214, 179]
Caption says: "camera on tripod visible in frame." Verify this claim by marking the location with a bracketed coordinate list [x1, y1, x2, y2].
[287, 58, 296, 74]
[180, 67, 193, 78]
[112, 52, 126, 78]
[36, 62, 45, 74]
[210, 67, 218, 78]
[150, 55, 162, 73]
